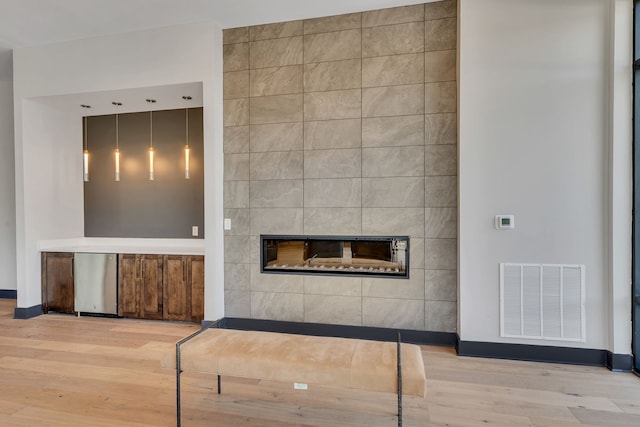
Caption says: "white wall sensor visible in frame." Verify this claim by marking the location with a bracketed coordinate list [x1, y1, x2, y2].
[495, 215, 515, 230]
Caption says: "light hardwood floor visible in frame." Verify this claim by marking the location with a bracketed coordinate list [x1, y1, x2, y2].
[0, 299, 638, 426]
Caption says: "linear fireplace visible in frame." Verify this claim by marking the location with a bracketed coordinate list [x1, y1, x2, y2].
[260, 235, 409, 278]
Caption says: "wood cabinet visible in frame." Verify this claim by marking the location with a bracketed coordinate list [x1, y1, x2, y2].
[163, 255, 204, 323]
[41, 252, 75, 314]
[120, 254, 204, 323]
[118, 254, 163, 320]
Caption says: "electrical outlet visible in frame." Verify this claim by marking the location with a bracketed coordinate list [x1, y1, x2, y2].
[192, 226, 198, 236]
[224, 218, 231, 230]
[293, 383, 308, 390]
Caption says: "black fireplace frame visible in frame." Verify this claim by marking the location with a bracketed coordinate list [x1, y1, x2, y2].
[260, 235, 410, 279]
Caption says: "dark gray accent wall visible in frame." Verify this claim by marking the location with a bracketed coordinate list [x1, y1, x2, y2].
[84, 108, 204, 238]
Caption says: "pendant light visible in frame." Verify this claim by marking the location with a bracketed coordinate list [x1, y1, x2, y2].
[113, 102, 122, 181]
[146, 99, 156, 181]
[81, 104, 91, 182]
[182, 96, 192, 179]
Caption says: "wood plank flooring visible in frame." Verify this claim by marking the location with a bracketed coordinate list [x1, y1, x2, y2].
[0, 299, 638, 426]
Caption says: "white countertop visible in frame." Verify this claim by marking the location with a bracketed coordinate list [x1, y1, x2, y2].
[38, 238, 205, 256]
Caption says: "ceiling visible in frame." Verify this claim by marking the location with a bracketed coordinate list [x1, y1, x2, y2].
[1, 0, 433, 117]
[0, 0, 430, 50]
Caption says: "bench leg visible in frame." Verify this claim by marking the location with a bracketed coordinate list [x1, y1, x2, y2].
[176, 344, 182, 427]
[218, 374, 221, 394]
[397, 332, 402, 427]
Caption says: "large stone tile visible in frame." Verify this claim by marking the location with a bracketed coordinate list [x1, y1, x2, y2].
[362, 22, 424, 57]
[304, 208, 362, 235]
[425, 81, 457, 114]
[362, 84, 424, 118]
[249, 179, 303, 208]
[424, 18, 456, 52]
[410, 237, 425, 269]
[224, 126, 250, 154]
[250, 36, 303, 69]
[362, 115, 424, 148]
[224, 263, 251, 291]
[425, 0, 457, 20]
[223, 98, 249, 126]
[425, 300, 457, 332]
[224, 70, 249, 99]
[362, 208, 424, 238]
[250, 21, 303, 41]
[223, 42, 249, 72]
[304, 59, 361, 92]
[425, 144, 457, 176]
[304, 29, 362, 63]
[362, 297, 424, 330]
[304, 295, 362, 326]
[249, 236, 260, 264]
[304, 275, 362, 296]
[224, 181, 250, 208]
[250, 65, 303, 97]
[304, 89, 361, 121]
[242, 233, 259, 263]
[304, 119, 361, 150]
[250, 208, 303, 235]
[362, 177, 424, 208]
[304, 148, 361, 179]
[362, 269, 424, 300]
[251, 265, 304, 293]
[223, 27, 249, 44]
[425, 113, 457, 145]
[363, 4, 424, 27]
[425, 50, 456, 83]
[424, 238, 456, 270]
[223, 208, 251, 236]
[304, 178, 362, 208]
[224, 153, 249, 181]
[425, 176, 457, 207]
[425, 269, 457, 301]
[362, 53, 424, 88]
[425, 208, 457, 239]
[224, 235, 251, 264]
[250, 151, 303, 180]
[250, 122, 303, 152]
[249, 94, 303, 125]
[251, 292, 304, 322]
[304, 13, 361, 35]
[362, 146, 424, 177]
[224, 290, 251, 317]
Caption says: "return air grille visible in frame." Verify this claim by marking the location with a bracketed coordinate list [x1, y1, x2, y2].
[500, 263, 585, 342]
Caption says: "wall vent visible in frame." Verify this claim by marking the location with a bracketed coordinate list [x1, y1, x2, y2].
[500, 263, 585, 342]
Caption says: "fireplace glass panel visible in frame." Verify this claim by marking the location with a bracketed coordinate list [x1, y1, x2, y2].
[260, 235, 409, 278]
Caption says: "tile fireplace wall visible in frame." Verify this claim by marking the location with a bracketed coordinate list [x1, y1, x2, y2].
[223, 1, 457, 332]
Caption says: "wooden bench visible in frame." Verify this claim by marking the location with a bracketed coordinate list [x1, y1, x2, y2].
[163, 328, 427, 427]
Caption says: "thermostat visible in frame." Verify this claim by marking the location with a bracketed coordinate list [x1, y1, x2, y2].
[495, 215, 514, 230]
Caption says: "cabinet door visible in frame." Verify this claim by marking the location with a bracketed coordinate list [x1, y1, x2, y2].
[118, 254, 139, 318]
[163, 255, 191, 321]
[140, 255, 163, 320]
[190, 256, 205, 323]
[41, 252, 74, 314]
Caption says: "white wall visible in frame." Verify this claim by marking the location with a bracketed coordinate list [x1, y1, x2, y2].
[13, 22, 225, 319]
[459, 0, 632, 352]
[0, 49, 16, 292]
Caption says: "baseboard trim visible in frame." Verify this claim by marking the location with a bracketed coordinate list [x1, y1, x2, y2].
[607, 351, 633, 372]
[0, 290, 17, 299]
[14, 305, 43, 319]
[456, 339, 615, 367]
[207, 317, 457, 346]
